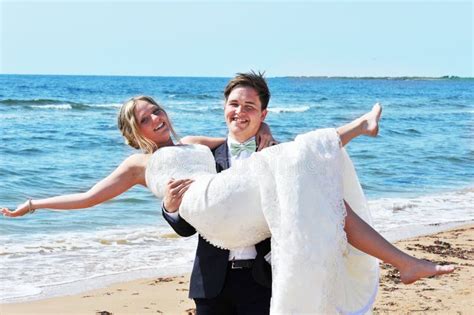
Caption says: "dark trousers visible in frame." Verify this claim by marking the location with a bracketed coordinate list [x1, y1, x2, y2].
[194, 266, 271, 315]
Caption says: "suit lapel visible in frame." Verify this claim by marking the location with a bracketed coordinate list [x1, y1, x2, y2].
[213, 140, 230, 172]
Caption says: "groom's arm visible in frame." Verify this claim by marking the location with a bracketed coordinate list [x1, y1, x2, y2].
[162, 204, 196, 237]
[160, 178, 196, 236]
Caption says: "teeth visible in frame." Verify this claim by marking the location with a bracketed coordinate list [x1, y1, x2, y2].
[233, 117, 247, 123]
[154, 122, 165, 131]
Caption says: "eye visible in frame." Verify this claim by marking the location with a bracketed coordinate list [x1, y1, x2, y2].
[140, 116, 149, 124]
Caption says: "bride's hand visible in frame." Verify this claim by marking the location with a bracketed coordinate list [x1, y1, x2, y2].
[256, 122, 278, 151]
[1, 200, 32, 217]
[163, 178, 194, 213]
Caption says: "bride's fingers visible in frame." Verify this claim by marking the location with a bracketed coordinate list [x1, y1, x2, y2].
[2, 209, 16, 217]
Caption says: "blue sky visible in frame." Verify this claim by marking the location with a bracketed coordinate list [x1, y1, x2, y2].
[1, 0, 472, 77]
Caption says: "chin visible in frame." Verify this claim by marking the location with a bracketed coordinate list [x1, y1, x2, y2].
[230, 129, 250, 138]
[230, 123, 249, 131]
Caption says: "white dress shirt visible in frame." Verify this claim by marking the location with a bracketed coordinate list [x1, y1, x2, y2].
[226, 136, 258, 261]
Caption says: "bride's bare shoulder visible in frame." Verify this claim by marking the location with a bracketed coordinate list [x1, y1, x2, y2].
[122, 153, 150, 169]
[118, 153, 151, 185]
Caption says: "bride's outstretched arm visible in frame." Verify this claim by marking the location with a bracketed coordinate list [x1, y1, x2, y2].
[1, 154, 148, 217]
[336, 103, 382, 147]
[344, 201, 455, 284]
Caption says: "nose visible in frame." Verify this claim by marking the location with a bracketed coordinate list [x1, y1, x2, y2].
[235, 105, 242, 113]
[151, 113, 161, 123]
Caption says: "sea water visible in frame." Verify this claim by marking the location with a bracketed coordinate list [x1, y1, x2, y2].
[1, 75, 473, 302]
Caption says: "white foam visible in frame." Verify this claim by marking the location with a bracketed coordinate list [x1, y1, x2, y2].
[369, 187, 474, 236]
[0, 225, 197, 303]
[30, 104, 72, 110]
[379, 220, 474, 242]
[0, 285, 42, 301]
[89, 103, 122, 109]
[268, 106, 310, 113]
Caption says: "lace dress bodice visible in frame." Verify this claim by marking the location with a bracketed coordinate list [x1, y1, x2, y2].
[145, 144, 272, 249]
[146, 144, 216, 198]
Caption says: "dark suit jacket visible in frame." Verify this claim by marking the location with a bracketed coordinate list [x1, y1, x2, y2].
[162, 141, 272, 299]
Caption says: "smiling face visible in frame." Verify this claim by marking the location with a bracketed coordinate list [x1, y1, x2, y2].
[224, 86, 268, 143]
[134, 99, 173, 148]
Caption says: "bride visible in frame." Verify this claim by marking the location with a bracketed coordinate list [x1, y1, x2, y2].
[2, 95, 454, 314]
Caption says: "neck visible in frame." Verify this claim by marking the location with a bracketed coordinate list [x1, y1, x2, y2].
[156, 137, 175, 148]
[228, 134, 255, 143]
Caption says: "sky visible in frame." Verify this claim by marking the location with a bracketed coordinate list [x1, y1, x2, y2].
[0, 0, 472, 77]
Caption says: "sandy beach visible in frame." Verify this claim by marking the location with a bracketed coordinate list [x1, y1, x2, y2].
[2, 224, 472, 315]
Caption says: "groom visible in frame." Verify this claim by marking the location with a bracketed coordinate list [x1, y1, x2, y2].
[162, 72, 272, 314]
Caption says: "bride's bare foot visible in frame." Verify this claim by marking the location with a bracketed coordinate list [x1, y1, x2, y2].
[360, 103, 382, 137]
[399, 257, 455, 284]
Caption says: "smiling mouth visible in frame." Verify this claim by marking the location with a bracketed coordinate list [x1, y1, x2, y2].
[232, 117, 248, 124]
[154, 122, 165, 131]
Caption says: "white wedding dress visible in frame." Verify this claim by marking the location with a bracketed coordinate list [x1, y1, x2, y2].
[146, 128, 379, 314]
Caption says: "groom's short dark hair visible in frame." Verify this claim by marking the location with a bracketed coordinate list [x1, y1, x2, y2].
[224, 71, 271, 110]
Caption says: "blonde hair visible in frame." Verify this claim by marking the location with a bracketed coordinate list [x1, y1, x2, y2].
[118, 95, 179, 153]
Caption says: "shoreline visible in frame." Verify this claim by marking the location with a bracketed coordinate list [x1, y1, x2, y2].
[1, 223, 472, 314]
[380, 219, 474, 242]
[2, 219, 472, 305]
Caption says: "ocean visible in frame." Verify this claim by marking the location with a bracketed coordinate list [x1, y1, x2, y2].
[1, 74, 473, 302]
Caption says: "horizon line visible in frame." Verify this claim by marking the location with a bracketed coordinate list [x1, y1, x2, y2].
[1, 73, 472, 80]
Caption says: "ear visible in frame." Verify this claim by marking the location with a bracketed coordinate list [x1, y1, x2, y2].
[260, 109, 268, 121]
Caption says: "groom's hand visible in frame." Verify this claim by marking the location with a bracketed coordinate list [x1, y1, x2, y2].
[256, 122, 279, 151]
[163, 178, 194, 213]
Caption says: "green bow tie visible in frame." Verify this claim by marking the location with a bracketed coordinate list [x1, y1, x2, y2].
[230, 140, 257, 156]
